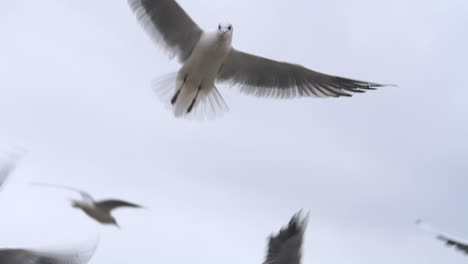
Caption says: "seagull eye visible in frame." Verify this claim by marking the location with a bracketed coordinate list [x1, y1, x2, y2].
[218, 25, 221, 30]
[228, 26, 232, 30]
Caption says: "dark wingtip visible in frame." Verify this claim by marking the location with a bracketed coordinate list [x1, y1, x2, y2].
[267, 210, 309, 247]
[286, 210, 309, 234]
[372, 83, 398, 88]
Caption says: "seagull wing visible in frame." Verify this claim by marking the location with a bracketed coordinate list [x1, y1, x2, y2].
[128, 0, 203, 62]
[95, 199, 143, 213]
[264, 211, 309, 264]
[437, 235, 468, 255]
[0, 243, 97, 264]
[217, 49, 391, 98]
[32, 183, 95, 204]
[416, 219, 468, 255]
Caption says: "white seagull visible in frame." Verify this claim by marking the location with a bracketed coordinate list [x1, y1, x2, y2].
[128, 0, 393, 119]
[33, 183, 143, 228]
[0, 240, 98, 264]
[263, 211, 309, 264]
[416, 219, 468, 255]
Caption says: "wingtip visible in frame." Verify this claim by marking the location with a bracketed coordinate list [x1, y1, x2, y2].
[378, 83, 398, 88]
[290, 209, 310, 231]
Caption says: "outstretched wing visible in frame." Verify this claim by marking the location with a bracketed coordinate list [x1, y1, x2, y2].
[437, 235, 468, 255]
[217, 49, 391, 99]
[416, 219, 468, 255]
[128, 0, 203, 62]
[264, 211, 309, 264]
[95, 199, 143, 212]
[32, 183, 94, 204]
[0, 244, 97, 264]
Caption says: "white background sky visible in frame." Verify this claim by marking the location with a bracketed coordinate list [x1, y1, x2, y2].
[0, 0, 467, 263]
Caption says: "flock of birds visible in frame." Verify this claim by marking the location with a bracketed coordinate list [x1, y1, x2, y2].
[1, 0, 464, 263]
[0, 150, 312, 264]
[0, 150, 467, 263]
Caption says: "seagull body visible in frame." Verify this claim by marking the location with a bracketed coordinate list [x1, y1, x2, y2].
[129, 0, 392, 119]
[169, 27, 232, 116]
[33, 183, 143, 228]
[71, 200, 116, 224]
[0, 241, 97, 264]
[416, 219, 468, 255]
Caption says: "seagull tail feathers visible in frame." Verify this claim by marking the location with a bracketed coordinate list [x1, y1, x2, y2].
[153, 74, 229, 120]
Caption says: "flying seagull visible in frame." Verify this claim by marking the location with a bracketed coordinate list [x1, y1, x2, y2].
[416, 219, 468, 255]
[32, 183, 143, 228]
[128, 0, 393, 119]
[0, 240, 98, 264]
[263, 211, 309, 264]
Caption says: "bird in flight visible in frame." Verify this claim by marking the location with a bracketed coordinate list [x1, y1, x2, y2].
[33, 183, 143, 228]
[263, 211, 309, 264]
[0, 240, 98, 264]
[416, 219, 468, 255]
[128, 0, 393, 119]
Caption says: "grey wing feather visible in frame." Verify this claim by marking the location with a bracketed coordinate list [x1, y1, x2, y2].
[95, 199, 143, 212]
[217, 49, 392, 98]
[437, 235, 468, 255]
[0, 247, 95, 264]
[128, 0, 203, 62]
[264, 211, 309, 264]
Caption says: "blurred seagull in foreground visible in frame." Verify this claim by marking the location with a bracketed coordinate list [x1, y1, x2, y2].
[416, 219, 468, 255]
[0, 239, 98, 264]
[128, 0, 394, 119]
[263, 211, 309, 264]
[32, 183, 143, 228]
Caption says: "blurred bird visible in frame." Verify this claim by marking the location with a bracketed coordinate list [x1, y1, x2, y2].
[128, 0, 393, 119]
[32, 183, 143, 228]
[0, 240, 98, 264]
[416, 219, 468, 255]
[263, 211, 309, 264]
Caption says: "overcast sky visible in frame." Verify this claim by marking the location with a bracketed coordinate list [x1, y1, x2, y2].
[0, 0, 467, 263]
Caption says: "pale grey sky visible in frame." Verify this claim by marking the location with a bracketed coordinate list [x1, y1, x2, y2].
[0, 0, 467, 263]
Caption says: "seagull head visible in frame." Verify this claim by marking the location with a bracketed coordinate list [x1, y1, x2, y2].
[217, 22, 233, 40]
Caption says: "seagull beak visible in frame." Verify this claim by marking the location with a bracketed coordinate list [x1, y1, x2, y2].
[220, 31, 228, 38]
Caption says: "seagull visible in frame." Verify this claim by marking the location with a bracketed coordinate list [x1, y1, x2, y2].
[416, 219, 468, 255]
[0, 240, 98, 264]
[32, 183, 143, 228]
[263, 211, 309, 264]
[128, 0, 393, 119]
